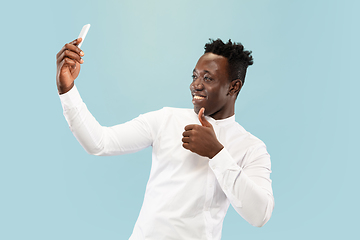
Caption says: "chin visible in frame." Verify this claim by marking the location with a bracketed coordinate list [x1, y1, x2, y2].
[193, 106, 201, 114]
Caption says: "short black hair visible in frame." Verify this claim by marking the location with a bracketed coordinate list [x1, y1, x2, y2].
[204, 39, 253, 85]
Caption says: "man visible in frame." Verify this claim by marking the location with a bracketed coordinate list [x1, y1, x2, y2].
[56, 38, 274, 240]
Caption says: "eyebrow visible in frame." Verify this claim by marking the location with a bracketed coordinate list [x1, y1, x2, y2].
[193, 69, 212, 75]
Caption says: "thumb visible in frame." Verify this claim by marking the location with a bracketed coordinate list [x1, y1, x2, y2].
[198, 108, 212, 127]
[75, 38, 82, 46]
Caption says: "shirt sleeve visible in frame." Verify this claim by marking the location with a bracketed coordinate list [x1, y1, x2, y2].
[209, 145, 274, 227]
[59, 85, 164, 156]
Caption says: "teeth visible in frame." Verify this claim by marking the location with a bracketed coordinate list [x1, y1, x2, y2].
[194, 96, 205, 100]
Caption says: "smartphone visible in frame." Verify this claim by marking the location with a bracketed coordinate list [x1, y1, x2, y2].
[77, 24, 90, 48]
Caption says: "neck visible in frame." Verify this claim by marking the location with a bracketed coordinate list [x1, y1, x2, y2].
[210, 103, 235, 120]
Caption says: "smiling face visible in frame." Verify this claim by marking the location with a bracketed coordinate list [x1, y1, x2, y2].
[190, 53, 237, 120]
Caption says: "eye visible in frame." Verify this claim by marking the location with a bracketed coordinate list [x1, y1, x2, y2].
[191, 75, 197, 81]
[204, 76, 213, 82]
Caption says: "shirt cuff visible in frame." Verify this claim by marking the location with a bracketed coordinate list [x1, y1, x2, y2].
[209, 148, 242, 174]
[58, 85, 83, 111]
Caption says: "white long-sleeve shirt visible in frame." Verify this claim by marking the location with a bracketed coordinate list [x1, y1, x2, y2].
[59, 85, 274, 240]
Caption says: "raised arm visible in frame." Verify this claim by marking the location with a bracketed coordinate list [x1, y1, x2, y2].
[56, 40, 162, 156]
[59, 87, 160, 156]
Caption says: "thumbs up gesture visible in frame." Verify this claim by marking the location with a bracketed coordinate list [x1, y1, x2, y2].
[182, 108, 224, 159]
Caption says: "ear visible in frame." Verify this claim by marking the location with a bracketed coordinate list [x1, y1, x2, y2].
[228, 79, 243, 96]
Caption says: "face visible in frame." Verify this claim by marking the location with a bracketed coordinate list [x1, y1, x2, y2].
[190, 53, 235, 120]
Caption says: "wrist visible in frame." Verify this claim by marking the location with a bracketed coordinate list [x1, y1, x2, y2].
[209, 144, 224, 159]
[58, 82, 74, 95]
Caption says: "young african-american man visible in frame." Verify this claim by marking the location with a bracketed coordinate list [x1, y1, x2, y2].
[56, 38, 274, 240]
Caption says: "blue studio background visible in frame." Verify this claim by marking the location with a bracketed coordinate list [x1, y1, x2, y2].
[0, 0, 359, 239]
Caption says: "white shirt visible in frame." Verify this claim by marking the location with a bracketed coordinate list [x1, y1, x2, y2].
[59, 86, 274, 240]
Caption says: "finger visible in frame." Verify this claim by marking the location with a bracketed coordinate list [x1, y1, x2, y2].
[57, 40, 78, 58]
[62, 58, 77, 70]
[66, 43, 84, 55]
[56, 45, 67, 59]
[57, 49, 83, 65]
[182, 142, 190, 150]
[182, 137, 190, 143]
[70, 38, 82, 47]
[198, 108, 212, 127]
[58, 57, 79, 72]
[56, 48, 83, 64]
[182, 131, 191, 137]
[75, 38, 82, 46]
[56, 40, 84, 59]
[184, 124, 196, 131]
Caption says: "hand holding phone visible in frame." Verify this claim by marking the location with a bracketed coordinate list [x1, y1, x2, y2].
[56, 24, 91, 94]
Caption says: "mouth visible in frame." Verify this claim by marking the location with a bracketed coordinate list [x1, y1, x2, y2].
[192, 94, 207, 104]
[193, 95, 206, 100]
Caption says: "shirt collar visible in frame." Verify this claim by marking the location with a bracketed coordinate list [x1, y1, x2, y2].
[205, 114, 235, 127]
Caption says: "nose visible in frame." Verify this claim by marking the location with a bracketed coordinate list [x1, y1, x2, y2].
[191, 77, 204, 91]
